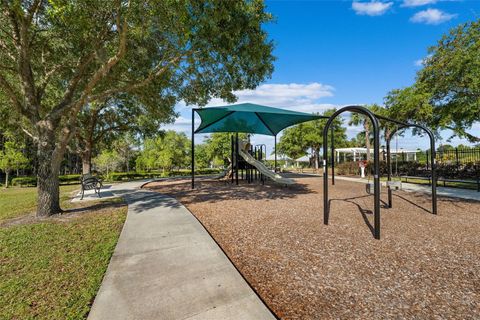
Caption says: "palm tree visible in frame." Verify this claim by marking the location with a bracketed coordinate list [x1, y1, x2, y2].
[348, 104, 391, 161]
[349, 111, 372, 161]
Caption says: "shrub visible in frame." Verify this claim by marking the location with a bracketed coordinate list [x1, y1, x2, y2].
[336, 162, 359, 176]
[59, 174, 82, 184]
[10, 169, 225, 186]
[11, 174, 83, 187]
[106, 168, 223, 181]
[11, 176, 37, 187]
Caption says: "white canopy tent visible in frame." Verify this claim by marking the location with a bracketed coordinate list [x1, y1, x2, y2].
[265, 154, 292, 168]
[294, 155, 311, 168]
[266, 154, 292, 161]
[295, 155, 310, 163]
[335, 147, 417, 162]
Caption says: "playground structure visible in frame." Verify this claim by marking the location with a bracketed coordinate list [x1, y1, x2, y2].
[232, 137, 295, 185]
[191, 103, 438, 240]
[191, 103, 324, 188]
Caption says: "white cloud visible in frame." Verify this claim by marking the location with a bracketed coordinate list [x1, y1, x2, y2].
[163, 82, 338, 145]
[234, 82, 334, 106]
[414, 59, 424, 67]
[194, 82, 335, 113]
[410, 8, 456, 25]
[414, 54, 432, 67]
[402, 0, 437, 7]
[352, 1, 393, 16]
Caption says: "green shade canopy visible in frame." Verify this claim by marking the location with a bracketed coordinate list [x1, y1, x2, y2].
[194, 103, 324, 136]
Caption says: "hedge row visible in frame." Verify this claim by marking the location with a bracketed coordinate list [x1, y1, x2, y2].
[335, 161, 480, 180]
[11, 174, 82, 187]
[107, 168, 222, 181]
[10, 169, 223, 186]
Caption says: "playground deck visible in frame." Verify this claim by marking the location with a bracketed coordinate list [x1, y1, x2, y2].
[145, 175, 480, 319]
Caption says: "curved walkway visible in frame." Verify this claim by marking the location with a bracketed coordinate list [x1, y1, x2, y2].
[85, 180, 275, 320]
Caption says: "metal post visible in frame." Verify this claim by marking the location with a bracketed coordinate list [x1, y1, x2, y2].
[426, 150, 429, 170]
[476, 163, 479, 192]
[231, 135, 234, 184]
[191, 109, 195, 189]
[430, 135, 437, 214]
[455, 147, 459, 171]
[323, 132, 329, 225]
[373, 120, 381, 239]
[323, 106, 381, 239]
[365, 112, 438, 216]
[274, 135, 277, 172]
[386, 136, 392, 208]
[331, 126, 335, 185]
[235, 133, 239, 185]
[250, 146, 254, 182]
[254, 147, 258, 181]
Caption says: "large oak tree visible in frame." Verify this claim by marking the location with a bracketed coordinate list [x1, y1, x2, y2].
[0, 0, 274, 216]
[385, 19, 480, 142]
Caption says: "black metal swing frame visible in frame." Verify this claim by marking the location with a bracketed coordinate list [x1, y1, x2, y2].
[322, 105, 437, 240]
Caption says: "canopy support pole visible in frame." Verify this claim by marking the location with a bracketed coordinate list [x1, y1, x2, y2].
[191, 109, 195, 189]
[231, 134, 234, 184]
[235, 133, 239, 185]
[274, 135, 277, 172]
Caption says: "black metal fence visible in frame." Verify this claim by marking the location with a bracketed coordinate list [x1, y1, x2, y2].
[413, 148, 480, 170]
[436, 148, 480, 164]
[335, 148, 480, 182]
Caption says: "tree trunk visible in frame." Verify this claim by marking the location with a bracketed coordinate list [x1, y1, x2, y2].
[314, 148, 319, 170]
[80, 137, 93, 175]
[5, 171, 9, 188]
[365, 122, 371, 161]
[36, 122, 62, 217]
[81, 149, 92, 174]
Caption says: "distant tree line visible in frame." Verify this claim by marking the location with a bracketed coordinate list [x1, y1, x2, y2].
[0, 1, 478, 218]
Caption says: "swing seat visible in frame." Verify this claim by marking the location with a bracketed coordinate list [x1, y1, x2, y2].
[365, 182, 380, 194]
[386, 180, 402, 190]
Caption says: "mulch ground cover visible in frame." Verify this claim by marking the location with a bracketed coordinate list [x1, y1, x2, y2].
[146, 175, 480, 320]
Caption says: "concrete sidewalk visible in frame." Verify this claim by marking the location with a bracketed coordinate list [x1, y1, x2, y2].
[87, 180, 275, 320]
[333, 176, 480, 201]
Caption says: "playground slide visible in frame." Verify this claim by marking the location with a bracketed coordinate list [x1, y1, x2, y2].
[220, 164, 233, 179]
[238, 148, 295, 185]
[211, 164, 233, 180]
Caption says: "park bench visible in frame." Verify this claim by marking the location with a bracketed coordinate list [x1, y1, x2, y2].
[401, 175, 480, 192]
[437, 178, 480, 192]
[80, 173, 103, 200]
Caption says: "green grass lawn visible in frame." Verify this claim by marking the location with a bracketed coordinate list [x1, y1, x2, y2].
[0, 185, 80, 223]
[378, 176, 479, 190]
[0, 186, 127, 319]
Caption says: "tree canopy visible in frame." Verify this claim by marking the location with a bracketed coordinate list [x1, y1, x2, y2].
[136, 131, 190, 173]
[277, 109, 348, 168]
[202, 132, 248, 167]
[0, 0, 274, 216]
[0, 140, 29, 187]
[385, 19, 480, 142]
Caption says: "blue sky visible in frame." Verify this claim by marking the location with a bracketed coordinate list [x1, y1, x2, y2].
[166, 0, 480, 155]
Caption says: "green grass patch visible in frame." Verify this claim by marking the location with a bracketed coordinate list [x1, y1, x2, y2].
[0, 200, 127, 319]
[0, 185, 80, 223]
[386, 177, 479, 190]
